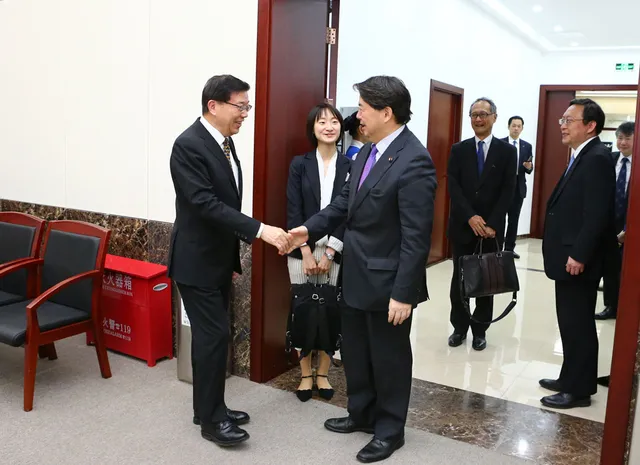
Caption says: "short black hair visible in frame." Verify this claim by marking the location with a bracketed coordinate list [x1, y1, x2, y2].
[616, 121, 635, 137]
[509, 116, 524, 126]
[201, 75, 250, 114]
[353, 76, 412, 125]
[306, 103, 344, 147]
[343, 111, 361, 137]
[569, 98, 605, 135]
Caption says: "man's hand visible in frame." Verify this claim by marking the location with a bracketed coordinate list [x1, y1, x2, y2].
[523, 161, 533, 171]
[388, 298, 412, 326]
[285, 226, 310, 254]
[316, 250, 333, 274]
[261, 225, 291, 254]
[566, 256, 585, 276]
[468, 215, 488, 237]
[301, 246, 318, 275]
[618, 231, 626, 245]
[484, 226, 496, 238]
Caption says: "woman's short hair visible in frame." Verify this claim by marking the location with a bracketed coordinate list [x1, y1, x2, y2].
[306, 103, 344, 147]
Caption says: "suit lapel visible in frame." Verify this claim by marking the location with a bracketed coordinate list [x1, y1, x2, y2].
[229, 138, 243, 199]
[348, 129, 407, 219]
[332, 155, 350, 200]
[549, 138, 601, 207]
[194, 120, 239, 198]
[303, 152, 321, 208]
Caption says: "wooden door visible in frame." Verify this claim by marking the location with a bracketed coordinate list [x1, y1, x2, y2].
[426, 80, 463, 264]
[530, 90, 575, 237]
[251, 0, 330, 382]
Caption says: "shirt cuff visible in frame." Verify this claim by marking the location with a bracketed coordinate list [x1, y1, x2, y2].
[327, 236, 344, 253]
[256, 223, 264, 239]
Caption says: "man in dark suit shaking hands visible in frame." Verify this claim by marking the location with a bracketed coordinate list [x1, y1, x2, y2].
[447, 98, 516, 351]
[168, 75, 291, 447]
[502, 116, 534, 258]
[539, 99, 615, 409]
[287, 76, 437, 463]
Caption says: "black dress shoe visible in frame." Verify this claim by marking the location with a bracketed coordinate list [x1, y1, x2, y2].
[595, 306, 617, 320]
[472, 336, 487, 351]
[512, 252, 521, 259]
[193, 409, 250, 426]
[539, 378, 562, 392]
[356, 436, 405, 463]
[201, 420, 249, 446]
[598, 375, 610, 387]
[448, 333, 467, 347]
[324, 416, 374, 434]
[540, 393, 591, 409]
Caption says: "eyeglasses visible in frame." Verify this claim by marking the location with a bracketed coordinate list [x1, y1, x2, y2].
[469, 112, 494, 120]
[558, 117, 584, 125]
[226, 102, 253, 113]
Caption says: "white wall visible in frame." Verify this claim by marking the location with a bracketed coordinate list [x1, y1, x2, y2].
[540, 50, 640, 85]
[0, 0, 258, 222]
[336, 0, 543, 235]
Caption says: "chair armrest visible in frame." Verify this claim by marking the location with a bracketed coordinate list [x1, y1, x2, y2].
[0, 257, 32, 270]
[26, 270, 102, 314]
[0, 258, 43, 279]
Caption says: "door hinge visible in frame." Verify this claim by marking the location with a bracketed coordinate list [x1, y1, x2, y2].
[326, 27, 337, 45]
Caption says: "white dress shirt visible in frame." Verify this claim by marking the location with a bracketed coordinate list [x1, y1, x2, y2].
[199, 117, 264, 238]
[315, 150, 343, 253]
[509, 137, 520, 173]
[616, 153, 633, 193]
[571, 136, 597, 160]
[375, 125, 406, 161]
[475, 134, 493, 160]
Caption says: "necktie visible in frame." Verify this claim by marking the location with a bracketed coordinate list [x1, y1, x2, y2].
[565, 154, 575, 176]
[358, 144, 379, 190]
[222, 138, 233, 168]
[513, 140, 518, 174]
[477, 141, 485, 175]
[615, 158, 629, 219]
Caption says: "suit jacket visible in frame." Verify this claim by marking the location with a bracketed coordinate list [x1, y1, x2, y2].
[447, 137, 517, 245]
[501, 137, 533, 199]
[286, 152, 351, 262]
[303, 127, 437, 311]
[542, 137, 615, 281]
[168, 119, 260, 288]
[611, 151, 631, 233]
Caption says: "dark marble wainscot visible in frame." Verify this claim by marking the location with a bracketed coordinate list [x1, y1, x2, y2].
[267, 364, 604, 465]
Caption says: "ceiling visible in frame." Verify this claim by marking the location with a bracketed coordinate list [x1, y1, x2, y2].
[468, 0, 640, 52]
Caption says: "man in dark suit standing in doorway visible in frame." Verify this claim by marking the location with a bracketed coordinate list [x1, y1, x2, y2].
[287, 76, 437, 463]
[502, 116, 534, 258]
[168, 75, 291, 447]
[539, 98, 615, 409]
[447, 97, 516, 351]
[595, 121, 634, 321]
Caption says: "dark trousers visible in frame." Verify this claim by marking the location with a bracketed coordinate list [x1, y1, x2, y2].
[504, 193, 524, 251]
[555, 279, 599, 396]
[341, 306, 413, 441]
[449, 239, 499, 337]
[603, 245, 623, 310]
[177, 280, 232, 424]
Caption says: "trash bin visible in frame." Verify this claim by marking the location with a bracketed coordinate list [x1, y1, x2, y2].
[87, 254, 173, 367]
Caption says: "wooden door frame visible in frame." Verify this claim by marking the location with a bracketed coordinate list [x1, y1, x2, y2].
[600, 75, 640, 465]
[325, 0, 339, 103]
[426, 79, 464, 263]
[531, 84, 638, 238]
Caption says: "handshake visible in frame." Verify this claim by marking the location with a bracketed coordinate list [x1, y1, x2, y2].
[261, 225, 310, 255]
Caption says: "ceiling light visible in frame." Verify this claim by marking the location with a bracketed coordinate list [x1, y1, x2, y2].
[532, 5, 543, 12]
[570, 41, 579, 47]
[554, 25, 563, 32]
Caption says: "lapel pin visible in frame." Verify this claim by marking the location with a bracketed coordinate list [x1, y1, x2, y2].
[388, 157, 393, 162]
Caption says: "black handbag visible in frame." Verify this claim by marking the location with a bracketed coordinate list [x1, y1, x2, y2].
[285, 279, 342, 359]
[459, 238, 520, 324]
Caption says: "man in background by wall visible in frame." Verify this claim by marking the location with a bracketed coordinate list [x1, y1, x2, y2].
[168, 75, 291, 447]
[595, 121, 634, 321]
[502, 116, 533, 258]
[447, 98, 516, 351]
[540, 99, 615, 409]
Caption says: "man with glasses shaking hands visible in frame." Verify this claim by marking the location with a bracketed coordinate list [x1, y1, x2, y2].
[168, 75, 291, 447]
[446, 97, 516, 351]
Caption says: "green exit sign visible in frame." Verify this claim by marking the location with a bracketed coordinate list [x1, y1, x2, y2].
[615, 63, 635, 72]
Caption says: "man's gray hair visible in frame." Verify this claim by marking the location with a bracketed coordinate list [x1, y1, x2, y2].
[469, 97, 497, 115]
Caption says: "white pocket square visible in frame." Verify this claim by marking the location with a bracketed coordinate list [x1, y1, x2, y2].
[345, 172, 350, 182]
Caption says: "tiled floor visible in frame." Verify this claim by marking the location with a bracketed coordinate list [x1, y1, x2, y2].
[413, 238, 614, 422]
